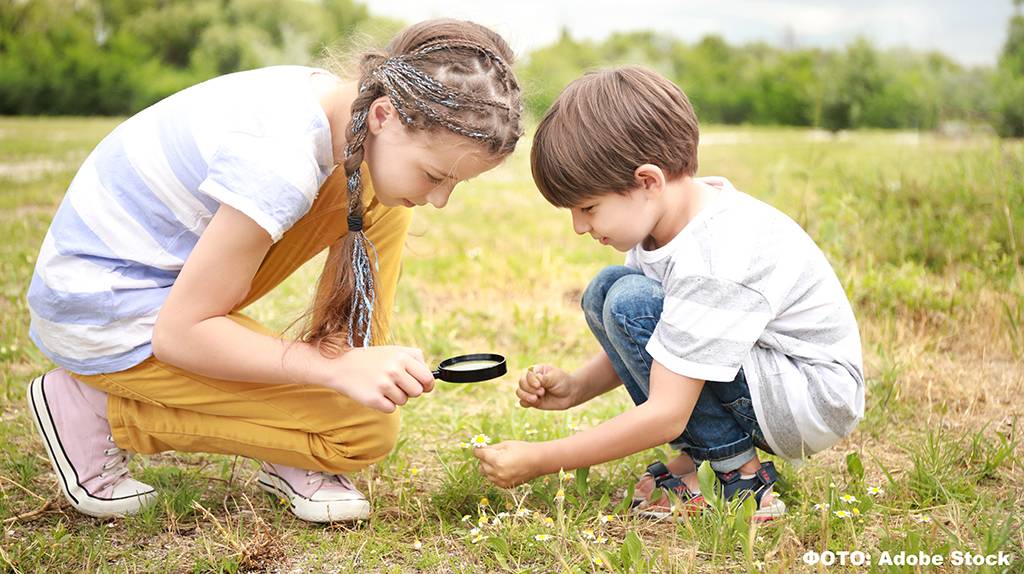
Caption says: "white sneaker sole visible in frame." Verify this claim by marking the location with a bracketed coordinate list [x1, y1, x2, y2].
[257, 469, 370, 523]
[27, 374, 156, 518]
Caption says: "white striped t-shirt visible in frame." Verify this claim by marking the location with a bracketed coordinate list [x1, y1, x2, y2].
[27, 66, 336, 375]
[626, 176, 865, 462]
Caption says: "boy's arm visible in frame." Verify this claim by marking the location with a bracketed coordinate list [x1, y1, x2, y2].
[476, 361, 704, 487]
[569, 351, 623, 404]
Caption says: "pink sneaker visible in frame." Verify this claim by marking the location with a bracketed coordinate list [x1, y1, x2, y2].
[27, 369, 156, 517]
[257, 462, 370, 522]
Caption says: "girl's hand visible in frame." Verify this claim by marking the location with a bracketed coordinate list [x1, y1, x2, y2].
[517, 365, 578, 410]
[473, 441, 546, 487]
[327, 345, 435, 413]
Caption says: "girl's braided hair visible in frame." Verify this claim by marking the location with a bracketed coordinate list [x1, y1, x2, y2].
[300, 19, 523, 356]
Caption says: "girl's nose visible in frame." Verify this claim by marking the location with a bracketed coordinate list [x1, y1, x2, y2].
[426, 186, 452, 209]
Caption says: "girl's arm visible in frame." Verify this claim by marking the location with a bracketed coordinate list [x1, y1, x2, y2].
[152, 204, 431, 412]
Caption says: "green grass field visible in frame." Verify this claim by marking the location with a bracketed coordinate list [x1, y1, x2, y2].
[0, 118, 1021, 573]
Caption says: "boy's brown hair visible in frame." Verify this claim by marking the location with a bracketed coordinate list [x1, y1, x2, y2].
[531, 65, 699, 208]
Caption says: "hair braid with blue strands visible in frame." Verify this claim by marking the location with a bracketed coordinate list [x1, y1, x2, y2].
[337, 37, 523, 350]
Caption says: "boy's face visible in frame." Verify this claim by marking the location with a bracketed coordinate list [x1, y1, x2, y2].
[569, 188, 656, 252]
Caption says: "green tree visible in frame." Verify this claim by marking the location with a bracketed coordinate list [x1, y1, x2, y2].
[995, 0, 1024, 137]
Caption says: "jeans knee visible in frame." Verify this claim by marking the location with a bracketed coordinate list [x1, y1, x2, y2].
[582, 266, 637, 320]
[602, 274, 664, 331]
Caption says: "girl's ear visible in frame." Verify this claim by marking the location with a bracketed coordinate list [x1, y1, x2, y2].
[367, 96, 397, 135]
[634, 164, 666, 199]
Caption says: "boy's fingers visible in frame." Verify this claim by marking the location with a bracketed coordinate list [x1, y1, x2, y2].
[516, 387, 537, 404]
[527, 369, 543, 389]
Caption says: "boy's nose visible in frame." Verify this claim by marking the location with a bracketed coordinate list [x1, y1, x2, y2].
[571, 210, 589, 235]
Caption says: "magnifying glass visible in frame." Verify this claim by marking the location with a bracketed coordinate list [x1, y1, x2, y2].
[432, 353, 507, 383]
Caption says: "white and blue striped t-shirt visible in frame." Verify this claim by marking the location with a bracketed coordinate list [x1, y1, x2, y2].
[626, 177, 865, 463]
[27, 66, 337, 375]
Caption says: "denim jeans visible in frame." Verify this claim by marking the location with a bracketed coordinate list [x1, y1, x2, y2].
[581, 265, 773, 473]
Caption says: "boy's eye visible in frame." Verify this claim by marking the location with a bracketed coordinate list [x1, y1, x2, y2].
[426, 172, 444, 185]
[581, 205, 594, 213]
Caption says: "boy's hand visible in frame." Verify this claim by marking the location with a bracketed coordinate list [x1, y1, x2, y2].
[474, 441, 546, 487]
[517, 365, 577, 410]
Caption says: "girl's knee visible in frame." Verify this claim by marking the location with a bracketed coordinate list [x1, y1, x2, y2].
[317, 409, 401, 473]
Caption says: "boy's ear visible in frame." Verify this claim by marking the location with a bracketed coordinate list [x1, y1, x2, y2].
[367, 96, 397, 135]
[634, 164, 666, 198]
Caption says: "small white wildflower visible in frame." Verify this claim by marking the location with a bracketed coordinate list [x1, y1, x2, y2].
[599, 514, 612, 524]
[555, 488, 565, 501]
[534, 534, 553, 541]
[866, 486, 884, 496]
[470, 434, 491, 448]
[469, 527, 481, 536]
[913, 515, 932, 524]
[833, 510, 851, 519]
[813, 503, 831, 511]
[840, 494, 858, 504]
[471, 534, 487, 544]
[413, 540, 422, 550]
[525, 428, 539, 436]
[461, 514, 471, 523]
[515, 508, 532, 518]
[581, 529, 596, 541]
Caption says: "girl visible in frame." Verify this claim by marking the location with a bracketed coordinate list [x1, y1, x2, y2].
[25, 19, 523, 523]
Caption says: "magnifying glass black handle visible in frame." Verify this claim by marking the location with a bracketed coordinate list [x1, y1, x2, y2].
[431, 370, 442, 379]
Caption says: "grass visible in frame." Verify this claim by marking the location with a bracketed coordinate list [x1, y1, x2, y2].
[0, 118, 1022, 573]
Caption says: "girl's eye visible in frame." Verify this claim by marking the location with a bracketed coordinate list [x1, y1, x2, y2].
[582, 205, 594, 214]
[426, 173, 444, 185]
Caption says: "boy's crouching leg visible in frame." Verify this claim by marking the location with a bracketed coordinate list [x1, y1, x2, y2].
[582, 266, 644, 331]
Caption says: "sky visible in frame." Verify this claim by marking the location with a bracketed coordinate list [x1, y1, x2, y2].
[363, 0, 1016, 67]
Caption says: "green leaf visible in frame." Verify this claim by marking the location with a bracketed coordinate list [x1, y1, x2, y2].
[620, 531, 643, 568]
[697, 461, 721, 510]
[846, 451, 864, 481]
[575, 466, 590, 497]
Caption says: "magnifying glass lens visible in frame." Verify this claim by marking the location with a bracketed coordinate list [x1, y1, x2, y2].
[443, 360, 499, 371]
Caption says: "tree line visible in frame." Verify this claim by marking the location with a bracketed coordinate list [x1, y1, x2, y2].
[1, 0, 1021, 136]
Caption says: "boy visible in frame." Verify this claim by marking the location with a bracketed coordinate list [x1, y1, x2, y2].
[474, 66, 864, 519]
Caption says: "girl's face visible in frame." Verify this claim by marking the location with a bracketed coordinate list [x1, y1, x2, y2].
[362, 98, 502, 209]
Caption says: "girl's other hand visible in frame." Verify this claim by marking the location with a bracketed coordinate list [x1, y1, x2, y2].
[517, 364, 577, 411]
[328, 345, 435, 413]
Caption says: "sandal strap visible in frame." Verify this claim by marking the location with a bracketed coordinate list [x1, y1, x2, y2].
[716, 462, 779, 506]
[654, 475, 703, 502]
[645, 461, 672, 482]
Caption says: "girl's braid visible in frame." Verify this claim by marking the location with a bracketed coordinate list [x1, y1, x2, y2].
[341, 41, 521, 347]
